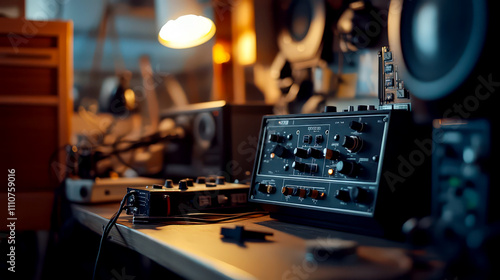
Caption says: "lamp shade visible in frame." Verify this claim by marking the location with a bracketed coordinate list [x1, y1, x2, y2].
[155, 0, 215, 49]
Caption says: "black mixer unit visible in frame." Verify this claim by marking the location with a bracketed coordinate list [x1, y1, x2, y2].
[249, 109, 431, 238]
[160, 101, 273, 183]
[126, 178, 250, 221]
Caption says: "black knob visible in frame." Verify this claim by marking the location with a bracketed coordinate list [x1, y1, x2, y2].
[324, 106, 337, 113]
[336, 160, 358, 177]
[265, 185, 276, 194]
[323, 148, 340, 160]
[164, 179, 173, 188]
[269, 134, 284, 143]
[334, 189, 350, 202]
[273, 145, 289, 158]
[196, 177, 206, 184]
[178, 179, 188, 190]
[349, 187, 372, 204]
[357, 105, 368, 111]
[306, 163, 319, 173]
[294, 148, 309, 159]
[349, 121, 365, 132]
[315, 135, 324, 144]
[153, 184, 163, 189]
[342, 135, 363, 153]
[292, 161, 306, 172]
[258, 183, 275, 194]
[307, 148, 323, 159]
[183, 178, 194, 187]
[216, 176, 225, 185]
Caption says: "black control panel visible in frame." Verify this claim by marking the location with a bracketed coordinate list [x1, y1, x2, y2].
[249, 109, 430, 238]
[126, 177, 250, 221]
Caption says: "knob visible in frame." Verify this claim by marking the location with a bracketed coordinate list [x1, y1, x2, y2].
[153, 184, 164, 189]
[342, 135, 363, 153]
[216, 176, 225, 185]
[183, 178, 194, 187]
[310, 189, 326, 200]
[336, 160, 358, 177]
[323, 148, 340, 160]
[334, 189, 351, 202]
[315, 135, 324, 144]
[196, 177, 206, 184]
[324, 106, 337, 113]
[265, 185, 276, 194]
[258, 183, 276, 194]
[273, 145, 290, 158]
[178, 179, 188, 190]
[349, 121, 365, 132]
[294, 148, 309, 159]
[282, 186, 294, 196]
[357, 105, 368, 111]
[307, 148, 323, 159]
[298, 188, 308, 198]
[349, 187, 372, 204]
[292, 161, 306, 172]
[269, 134, 284, 143]
[306, 163, 318, 173]
[164, 179, 174, 188]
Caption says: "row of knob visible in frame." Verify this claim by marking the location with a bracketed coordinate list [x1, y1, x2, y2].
[269, 120, 366, 144]
[272, 134, 363, 160]
[257, 183, 372, 204]
[151, 176, 226, 190]
[290, 159, 358, 177]
[257, 183, 326, 200]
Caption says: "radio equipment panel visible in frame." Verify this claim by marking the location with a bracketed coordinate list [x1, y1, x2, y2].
[249, 110, 430, 238]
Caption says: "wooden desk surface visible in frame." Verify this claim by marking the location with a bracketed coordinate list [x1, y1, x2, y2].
[72, 203, 431, 280]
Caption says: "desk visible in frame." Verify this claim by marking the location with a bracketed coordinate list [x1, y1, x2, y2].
[71, 203, 437, 280]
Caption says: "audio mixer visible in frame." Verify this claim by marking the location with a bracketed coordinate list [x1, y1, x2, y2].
[249, 108, 430, 238]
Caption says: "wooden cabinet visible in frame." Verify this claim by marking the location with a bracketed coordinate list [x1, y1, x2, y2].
[0, 18, 73, 230]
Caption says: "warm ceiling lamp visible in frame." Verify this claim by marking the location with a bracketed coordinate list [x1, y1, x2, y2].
[158, 14, 216, 49]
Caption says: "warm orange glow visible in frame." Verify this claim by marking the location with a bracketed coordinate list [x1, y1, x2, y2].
[212, 43, 231, 64]
[158, 14, 216, 49]
[124, 89, 135, 110]
[236, 30, 256, 65]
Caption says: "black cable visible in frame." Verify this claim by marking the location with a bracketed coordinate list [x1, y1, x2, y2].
[133, 211, 269, 224]
[92, 192, 134, 280]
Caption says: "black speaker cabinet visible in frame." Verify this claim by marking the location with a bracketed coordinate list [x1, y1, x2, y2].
[160, 101, 273, 183]
[388, 0, 499, 122]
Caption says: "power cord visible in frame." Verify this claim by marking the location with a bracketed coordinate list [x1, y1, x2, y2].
[92, 192, 134, 280]
[92, 192, 268, 279]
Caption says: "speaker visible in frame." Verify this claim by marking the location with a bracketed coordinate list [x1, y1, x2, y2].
[160, 101, 273, 183]
[276, 0, 336, 65]
[388, 0, 499, 122]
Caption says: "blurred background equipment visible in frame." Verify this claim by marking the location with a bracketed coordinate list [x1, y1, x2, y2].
[430, 119, 498, 279]
[160, 101, 273, 183]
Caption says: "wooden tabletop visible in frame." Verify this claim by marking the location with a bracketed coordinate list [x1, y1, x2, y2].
[71, 203, 433, 280]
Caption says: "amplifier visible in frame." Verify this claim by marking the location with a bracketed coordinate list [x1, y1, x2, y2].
[160, 101, 273, 183]
[126, 178, 249, 220]
[249, 109, 431, 238]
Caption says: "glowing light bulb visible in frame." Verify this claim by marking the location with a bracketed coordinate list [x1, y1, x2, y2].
[158, 14, 216, 49]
